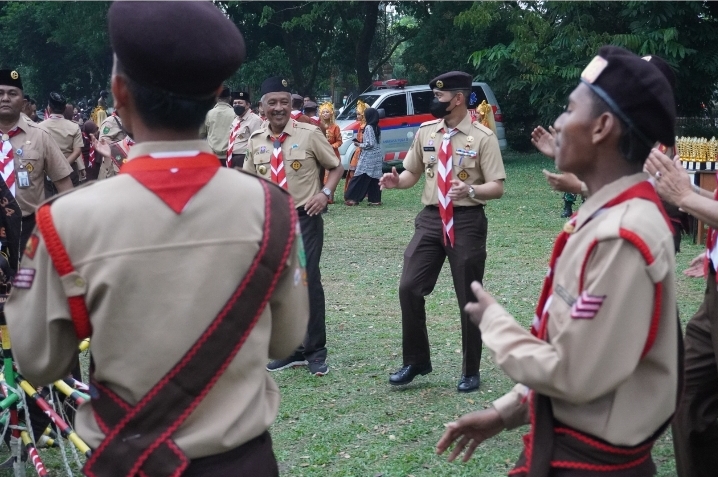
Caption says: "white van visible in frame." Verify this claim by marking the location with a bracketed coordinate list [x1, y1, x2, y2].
[335, 80, 507, 171]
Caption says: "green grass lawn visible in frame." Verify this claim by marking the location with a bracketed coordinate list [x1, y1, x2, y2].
[1, 151, 705, 476]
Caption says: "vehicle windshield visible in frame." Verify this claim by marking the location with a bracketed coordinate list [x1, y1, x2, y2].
[336, 94, 380, 120]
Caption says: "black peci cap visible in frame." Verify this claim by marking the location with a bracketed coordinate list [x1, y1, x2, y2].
[429, 71, 472, 91]
[0, 70, 23, 90]
[108, 1, 246, 98]
[260, 77, 290, 95]
[49, 92, 66, 110]
[580, 45, 676, 147]
[236, 91, 250, 101]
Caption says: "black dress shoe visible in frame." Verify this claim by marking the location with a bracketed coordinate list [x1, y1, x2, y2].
[389, 363, 432, 385]
[457, 374, 480, 393]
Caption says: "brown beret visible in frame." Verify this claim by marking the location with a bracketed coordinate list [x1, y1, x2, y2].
[429, 71, 472, 91]
[580, 45, 676, 147]
[108, 1, 246, 97]
[0, 69, 22, 90]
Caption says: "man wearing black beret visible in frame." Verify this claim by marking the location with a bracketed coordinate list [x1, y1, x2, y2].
[0, 70, 73, 248]
[245, 76, 344, 376]
[381, 71, 506, 393]
[438, 46, 679, 476]
[227, 91, 262, 169]
[6, 3, 308, 476]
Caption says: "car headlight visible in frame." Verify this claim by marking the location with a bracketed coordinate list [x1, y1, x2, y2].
[341, 130, 354, 141]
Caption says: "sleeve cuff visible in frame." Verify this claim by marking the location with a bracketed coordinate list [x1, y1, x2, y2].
[492, 384, 530, 430]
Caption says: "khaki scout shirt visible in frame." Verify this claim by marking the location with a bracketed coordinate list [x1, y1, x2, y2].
[403, 112, 505, 206]
[39, 116, 85, 171]
[5, 139, 309, 459]
[230, 110, 264, 156]
[97, 114, 126, 143]
[7, 115, 73, 216]
[200, 101, 235, 157]
[484, 173, 678, 446]
[244, 120, 340, 208]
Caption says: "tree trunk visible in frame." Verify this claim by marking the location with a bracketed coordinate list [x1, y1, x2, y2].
[355, 1, 380, 91]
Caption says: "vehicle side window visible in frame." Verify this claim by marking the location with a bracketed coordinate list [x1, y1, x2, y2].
[469, 87, 488, 109]
[377, 94, 407, 118]
[410, 91, 434, 115]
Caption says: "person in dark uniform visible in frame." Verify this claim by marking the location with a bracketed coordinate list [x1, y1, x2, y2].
[380, 71, 506, 392]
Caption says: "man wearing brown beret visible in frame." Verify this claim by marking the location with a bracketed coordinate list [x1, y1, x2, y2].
[437, 46, 680, 476]
[5, 2, 308, 476]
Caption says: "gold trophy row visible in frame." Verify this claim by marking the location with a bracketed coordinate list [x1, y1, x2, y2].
[677, 136, 718, 162]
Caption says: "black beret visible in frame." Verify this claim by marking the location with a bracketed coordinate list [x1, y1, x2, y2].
[429, 71, 472, 91]
[642, 55, 676, 93]
[49, 92, 66, 109]
[0, 70, 23, 90]
[108, 1, 246, 97]
[580, 45, 676, 147]
[260, 77, 290, 95]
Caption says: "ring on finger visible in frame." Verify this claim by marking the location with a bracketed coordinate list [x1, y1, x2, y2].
[655, 171, 662, 179]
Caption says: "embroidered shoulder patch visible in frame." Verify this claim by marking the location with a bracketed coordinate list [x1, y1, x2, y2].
[24, 234, 39, 260]
[13, 268, 36, 289]
[102, 126, 110, 135]
[570, 291, 606, 319]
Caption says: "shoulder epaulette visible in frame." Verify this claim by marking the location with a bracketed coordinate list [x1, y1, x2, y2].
[418, 118, 442, 128]
[472, 121, 495, 136]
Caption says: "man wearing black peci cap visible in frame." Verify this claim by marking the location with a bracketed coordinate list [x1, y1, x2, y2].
[39, 92, 86, 186]
[0, 70, 73, 249]
[227, 91, 262, 169]
[245, 76, 343, 376]
[6, 2, 309, 476]
[437, 46, 679, 476]
[200, 84, 235, 166]
[381, 71, 506, 393]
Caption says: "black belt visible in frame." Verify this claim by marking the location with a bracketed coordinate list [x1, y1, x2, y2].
[426, 204, 484, 211]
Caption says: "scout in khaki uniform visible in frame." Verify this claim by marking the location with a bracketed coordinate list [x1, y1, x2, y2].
[0, 70, 73, 248]
[200, 85, 235, 165]
[437, 46, 680, 477]
[244, 76, 344, 376]
[380, 71, 505, 393]
[227, 91, 263, 168]
[97, 110, 127, 143]
[39, 92, 86, 186]
[5, 3, 308, 476]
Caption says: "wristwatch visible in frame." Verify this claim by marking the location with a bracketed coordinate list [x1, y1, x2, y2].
[468, 186, 476, 199]
[322, 187, 332, 198]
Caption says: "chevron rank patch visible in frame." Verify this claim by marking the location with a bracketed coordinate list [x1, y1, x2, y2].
[570, 291, 605, 320]
[13, 268, 35, 289]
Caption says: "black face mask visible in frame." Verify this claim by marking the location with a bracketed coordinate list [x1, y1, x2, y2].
[234, 105, 246, 117]
[429, 97, 454, 118]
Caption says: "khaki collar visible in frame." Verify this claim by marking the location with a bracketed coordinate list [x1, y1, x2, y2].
[266, 119, 297, 139]
[574, 172, 650, 231]
[437, 112, 472, 137]
[127, 139, 213, 160]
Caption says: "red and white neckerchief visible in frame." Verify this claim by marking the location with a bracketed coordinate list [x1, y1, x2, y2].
[0, 128, 20, 196]
[705, 174, 718, 280]
[226, 116, 243, 166]
[531, 180, 674, 339]
[82, 131, 96, 168]
[437, 127, 458, 247]
[290, 111, 302, 120]
[270, 132, 288, 190]
[48, 114, 64, 120]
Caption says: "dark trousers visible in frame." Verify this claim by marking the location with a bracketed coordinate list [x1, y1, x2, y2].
[296, 212, 327, 361]
[231, 153, 246, 169]
[672, 268, 718, 477]
[182, 431, 278, 477]
[399, 206, 487, 376]
[344, 173, 381, 203]
[20, 214, 36, 253]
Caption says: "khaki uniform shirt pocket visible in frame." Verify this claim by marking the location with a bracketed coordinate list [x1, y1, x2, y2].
[454, 156, 477, 183]
[252, 150, 272, 180]
[17, 150, 43, 185]
[286, 149, 313, 178]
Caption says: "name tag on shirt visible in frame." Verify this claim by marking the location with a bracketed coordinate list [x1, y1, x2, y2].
[423, 146, 436, 152]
